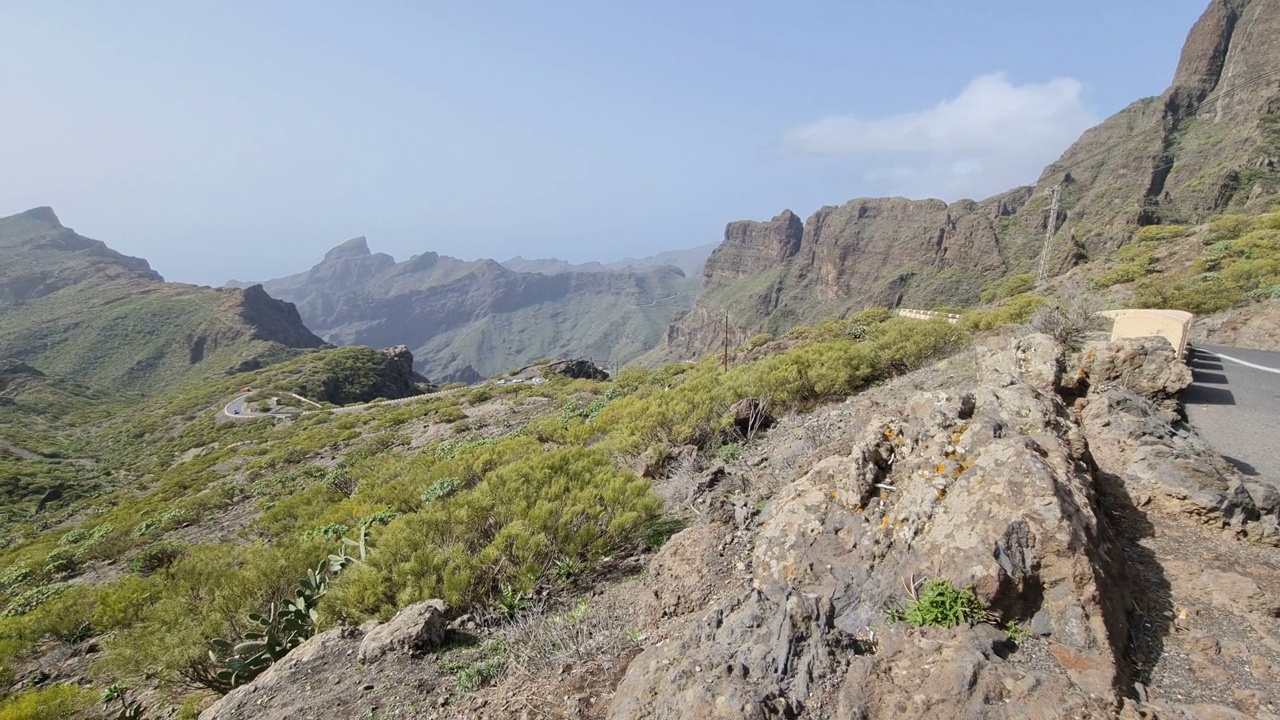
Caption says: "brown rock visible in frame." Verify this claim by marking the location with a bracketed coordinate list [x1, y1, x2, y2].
[730, 397, 775, 437]
[357, 599, 448, 663]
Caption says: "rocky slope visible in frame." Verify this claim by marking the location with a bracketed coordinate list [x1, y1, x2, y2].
[0, 207, 324, 392]
[197, 334, 1280, 719]
[233, 237, 698, 380]
[657, 0, 1280, 361]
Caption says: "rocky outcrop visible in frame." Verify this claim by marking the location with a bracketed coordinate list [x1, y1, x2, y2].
[609, 334, 1279, 719]
[233, 285, 325, 350]
[200, 601, 451, 720]
[1078, 338, 1279, 537]
[610, 336, 1130, 718]
[547, 358, 609, 381]
[380, 345, 429, 396]
[702, 211, 805, 286]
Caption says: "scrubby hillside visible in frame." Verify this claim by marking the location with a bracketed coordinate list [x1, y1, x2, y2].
[0, 313, 972, 717]
[0, 208, 325, 394]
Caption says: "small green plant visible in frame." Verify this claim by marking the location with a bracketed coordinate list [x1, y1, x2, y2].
[420, 477, 461, 504]
[440, 640, 508, 692]
[300, 523, 351, 542]
[205, 560, 328, 691]
[625, 630, 647, 645]
[101, 684, 145, 720]
[1003, 619, 1031, 644]
[552, 556, 580, 582]
[358, 508, 397, 530]
[495, 585, 526, 618]
[560, 600, 590, 626]
[715, 442, 743, 462]
[889, 578, 984, 628]
[2, 582, 71, 618]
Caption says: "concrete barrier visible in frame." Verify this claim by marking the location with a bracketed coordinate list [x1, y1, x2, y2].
[1097, 309, 1193, 359]
[896, 308, 961, 324]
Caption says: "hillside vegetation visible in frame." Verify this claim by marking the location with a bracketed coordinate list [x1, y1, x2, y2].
[0, 313, 971, 716]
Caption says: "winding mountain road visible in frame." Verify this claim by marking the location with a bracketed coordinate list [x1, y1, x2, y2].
[1183, 344, 1280, 484]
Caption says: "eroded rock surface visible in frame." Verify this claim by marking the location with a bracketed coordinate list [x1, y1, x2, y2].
[607, 335, 1280, 719]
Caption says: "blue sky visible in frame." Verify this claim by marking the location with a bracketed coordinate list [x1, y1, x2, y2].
[2, 1, 1207, 285]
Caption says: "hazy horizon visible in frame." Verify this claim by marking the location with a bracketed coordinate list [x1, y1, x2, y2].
[2, 1, 1206, 285]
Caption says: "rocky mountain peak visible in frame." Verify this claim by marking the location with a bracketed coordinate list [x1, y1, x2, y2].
[16, 206, 61, 226]
[323, 236, 373, 262]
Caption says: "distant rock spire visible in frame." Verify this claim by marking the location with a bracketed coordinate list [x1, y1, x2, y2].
[17, 207, 61, 226]
[323, 236, 372, 261]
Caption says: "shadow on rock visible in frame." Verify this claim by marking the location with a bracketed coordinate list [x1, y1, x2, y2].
[1093, 470, 1173, 692]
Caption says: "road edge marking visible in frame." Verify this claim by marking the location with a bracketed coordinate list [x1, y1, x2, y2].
[1199, 349, 1280, 375]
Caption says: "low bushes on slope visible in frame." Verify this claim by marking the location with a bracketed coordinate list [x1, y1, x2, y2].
[0, 312, 973, 707]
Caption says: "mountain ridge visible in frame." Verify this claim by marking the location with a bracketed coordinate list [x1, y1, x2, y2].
[0, 207, 325, 393]
[652, 0, 1280, 362]
[236, 237, 699, 379]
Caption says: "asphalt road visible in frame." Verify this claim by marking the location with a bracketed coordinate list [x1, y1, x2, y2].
[1182, 344, 1280, 485]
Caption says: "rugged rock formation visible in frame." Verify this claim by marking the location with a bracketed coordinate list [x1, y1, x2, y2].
[547, 358, 610, 381]
[658, 0, 1280, 361]
[0, 207, 323, 392]
[232, 238, 698, 379]
[607, 335, 1278, 719]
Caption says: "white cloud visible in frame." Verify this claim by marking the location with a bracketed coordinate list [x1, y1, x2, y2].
[781, 73, 1098, 200]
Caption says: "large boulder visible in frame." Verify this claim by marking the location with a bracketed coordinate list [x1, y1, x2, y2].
[1079, 336, 1192, 402]
[358, 599, 448, 663]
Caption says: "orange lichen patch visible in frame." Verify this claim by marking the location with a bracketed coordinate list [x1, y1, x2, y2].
[880, 491, 888, 501]
[880, 516, 890, 530]
[853, 503, 863, 512]
[936, 463, 947, 474]
[883, 428, 896, 439]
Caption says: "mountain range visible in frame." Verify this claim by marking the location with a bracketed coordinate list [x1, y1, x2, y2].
[229, 238, 705, 381]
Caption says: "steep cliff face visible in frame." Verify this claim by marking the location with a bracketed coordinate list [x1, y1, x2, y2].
[241, 239, 698, 379]
[0, 208, 323, 391]
[659, 0, 1280, 361]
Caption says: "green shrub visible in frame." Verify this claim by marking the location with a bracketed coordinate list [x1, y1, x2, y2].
[129, 541, 187, 576]
[325, 447, 661, 620]
[981, 273, 1036, 303]
[961, 294, 1047, 331]
[420, 477, 461, 504]
[2, 583, 71, 619]
[1133, 224, 1189, 243]
[301, 523, 351, 542]
[715, 443, 742, 462]
[1205, 214, 1257, 244]
[0, 684, 94, 720]
[746, 333, 774, 349]
[890, 579, 984, 628]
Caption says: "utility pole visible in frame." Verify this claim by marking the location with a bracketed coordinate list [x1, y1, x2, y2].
[1036, 184, 1062, 285]
[722, 311, 730, 372]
